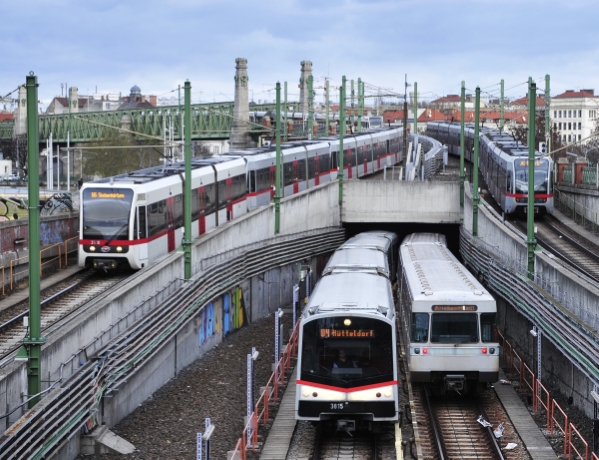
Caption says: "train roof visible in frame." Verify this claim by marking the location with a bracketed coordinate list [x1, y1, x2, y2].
[400, 233, 494, 304]
[322, 247, 390, 278]
[303, 272, 394, 320]
[343, 231, 398, 251]
[91, 156, 242, 185]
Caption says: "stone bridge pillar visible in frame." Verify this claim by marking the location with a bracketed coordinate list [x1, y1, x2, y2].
[230, 58, 250, 150]
[14, 85, 27, 136]
[299, 61, 313, 115]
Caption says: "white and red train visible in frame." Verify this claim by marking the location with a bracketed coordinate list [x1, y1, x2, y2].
[78, 127, 403, 270]
[426, 122, 554, 215]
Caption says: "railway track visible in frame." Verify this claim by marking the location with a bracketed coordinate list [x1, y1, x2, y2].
[512, 215, 599, 283]
[412, 384, 529, 460]
[0, 271, 130, 362]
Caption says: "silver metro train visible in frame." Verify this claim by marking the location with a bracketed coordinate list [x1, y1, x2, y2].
[296, 231, 399, 432]
[79, 128, 403, 270]
[426, 121, 554, 215]
[398, 233, 499, 395]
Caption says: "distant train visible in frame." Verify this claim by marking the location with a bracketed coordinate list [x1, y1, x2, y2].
[78, 128, 403, 270]
[295, 231, 400, 432]
[426, 122, 554, 215]
[398, 233, 499, 396]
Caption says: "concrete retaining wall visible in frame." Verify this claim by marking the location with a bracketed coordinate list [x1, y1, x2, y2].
[463, 184, 599, 417]
[342, 180, 461, 223]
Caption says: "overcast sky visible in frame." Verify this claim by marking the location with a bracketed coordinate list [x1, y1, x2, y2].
[3, 0, 598, 110]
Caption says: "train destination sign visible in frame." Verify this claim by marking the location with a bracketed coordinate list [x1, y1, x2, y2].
[90, 191, 127, 200]
[518, 160, 543, 167]
[432, 305, 477, 311]
[320, 328, 375, 338]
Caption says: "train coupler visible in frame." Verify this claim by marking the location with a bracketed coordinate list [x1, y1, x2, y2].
[444, 374, 466, 393]
[337, 420, 355, 435]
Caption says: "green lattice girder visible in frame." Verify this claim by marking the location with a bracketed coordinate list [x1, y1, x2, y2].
[0, 102, 300, 142]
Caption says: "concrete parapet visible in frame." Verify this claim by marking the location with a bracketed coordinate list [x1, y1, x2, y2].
[80, 425, 135, 455]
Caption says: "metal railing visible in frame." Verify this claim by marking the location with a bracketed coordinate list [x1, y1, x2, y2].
[231, 320, 300, 460]
[63, 236, 79, 266]
[555, 189, 599, 234]
[498, 331, 599, 459]
[8, 243, 62, 291]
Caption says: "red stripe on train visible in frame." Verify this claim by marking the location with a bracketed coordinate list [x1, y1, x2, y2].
[296, 379, 397, 393]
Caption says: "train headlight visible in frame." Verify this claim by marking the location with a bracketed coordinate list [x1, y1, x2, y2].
[302, 388, 311, 397]
[312, 392, 318, 397]
[422, 348, 428, 354]
[482, 348, 488, 354]
[89, 246, 96, 252]
[490, 348, 496, 354]
[116, 246, 123, 253]
[344, 318, 351, 326]
[376, 392, 381, 398]
[414, 348, 420, 354]
[383, 388, 393, 398]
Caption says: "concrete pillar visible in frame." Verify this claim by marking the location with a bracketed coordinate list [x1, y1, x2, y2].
[14, 85, 27, 136]
[230, 58, 250, 150]
[299, 61, 312, 114]
[68, 87, 79, 113]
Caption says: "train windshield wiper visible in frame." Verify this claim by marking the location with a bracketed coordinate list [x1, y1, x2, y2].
[104, 223, 129, 246]
[454, 335, 476, 346]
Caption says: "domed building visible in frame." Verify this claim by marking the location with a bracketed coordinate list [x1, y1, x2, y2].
[118, 85, 156, 110]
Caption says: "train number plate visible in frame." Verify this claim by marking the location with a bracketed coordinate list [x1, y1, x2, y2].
[330, 403, 345, 410]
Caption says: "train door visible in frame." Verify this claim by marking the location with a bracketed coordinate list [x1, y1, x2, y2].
[362, 145, 368, 175]
[314, 155, 320, 186]
[376, 143, 381, 169]
[166, 196, 175, 252]
[293, 160, 299, 193]
[198, 187, 206, 235]
[225, 177, 233, 221]
[347, 149, 353, 179]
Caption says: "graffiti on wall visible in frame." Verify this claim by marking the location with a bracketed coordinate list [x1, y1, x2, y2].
[198, 286, 246, 346]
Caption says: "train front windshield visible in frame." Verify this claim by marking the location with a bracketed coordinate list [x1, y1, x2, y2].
[300, 316, 394, 388]
[82, 188, 134, 240]
[514, 159, 549, 194]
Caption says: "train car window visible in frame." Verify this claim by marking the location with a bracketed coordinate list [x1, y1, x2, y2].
[480, 313, 497, 342]
[411, 313, 429, 343]
[430, 313, 478, 343]
[147, 199, 167, 236]
[137, 206, 147, 239]
[81, 188, 134, 240]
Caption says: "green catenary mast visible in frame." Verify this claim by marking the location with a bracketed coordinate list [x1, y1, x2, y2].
[25, 72, 45, 407]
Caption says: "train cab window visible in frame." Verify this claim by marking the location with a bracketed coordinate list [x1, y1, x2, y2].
[411, 313, 429, 343]
[82, 188, 134, 240]
[480, 313, 497, 342]
[430, 313, 478, 343]
[300, 316, 394, 388]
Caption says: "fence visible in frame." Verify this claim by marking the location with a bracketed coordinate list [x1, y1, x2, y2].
[230, 319, 300, 460]
[499, 331, 598, 459]
[5, 243, 64, 292]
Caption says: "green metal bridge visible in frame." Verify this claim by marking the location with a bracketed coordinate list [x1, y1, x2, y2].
[0, 101, 295, 143]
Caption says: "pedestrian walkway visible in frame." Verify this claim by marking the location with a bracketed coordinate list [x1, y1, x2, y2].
[259, 368, 297, 460]
[494, 371, 558, 459]
[0, 264, 82, 313]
